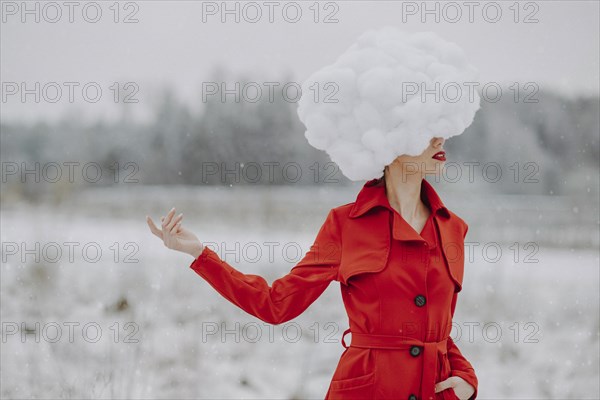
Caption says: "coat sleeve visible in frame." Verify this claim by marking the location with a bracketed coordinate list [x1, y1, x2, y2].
[447, 221, 478, 400]
[447, 293, 478, 399]
[188, 208, 342, 325]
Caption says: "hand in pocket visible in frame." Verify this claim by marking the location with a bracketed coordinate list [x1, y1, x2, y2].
[435, 376, 475, 400]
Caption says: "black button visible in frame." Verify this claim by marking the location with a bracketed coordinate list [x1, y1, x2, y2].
[410, 345, 421, 357]
[414, 295, 426, 307]
[408, 395, 418, 400]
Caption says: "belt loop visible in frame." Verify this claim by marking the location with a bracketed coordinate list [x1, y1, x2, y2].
[341, 328, 351, 349]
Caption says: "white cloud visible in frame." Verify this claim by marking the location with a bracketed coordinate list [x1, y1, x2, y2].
[297, 26, 481, 181]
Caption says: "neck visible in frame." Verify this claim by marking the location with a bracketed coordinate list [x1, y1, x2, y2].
[383, 167, 427, 221]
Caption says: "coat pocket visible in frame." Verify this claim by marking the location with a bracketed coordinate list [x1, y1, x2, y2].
[444, 388, 461, 400]
[438, 353, 460, 400]
[327, 371, 375, 399]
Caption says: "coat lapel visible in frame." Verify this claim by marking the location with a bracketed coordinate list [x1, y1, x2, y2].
[434, 216, 464, 292]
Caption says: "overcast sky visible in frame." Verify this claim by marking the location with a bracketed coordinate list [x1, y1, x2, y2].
[1, 0, 598, 125]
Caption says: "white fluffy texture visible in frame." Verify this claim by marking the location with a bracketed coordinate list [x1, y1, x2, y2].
[297, 27, 481, 181]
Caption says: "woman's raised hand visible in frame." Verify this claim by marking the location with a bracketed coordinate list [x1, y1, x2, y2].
[146, 207, 204, 259]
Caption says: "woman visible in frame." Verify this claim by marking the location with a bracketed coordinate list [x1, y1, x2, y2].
[146, 136, 478, 400]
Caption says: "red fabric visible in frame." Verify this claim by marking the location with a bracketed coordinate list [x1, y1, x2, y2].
[190, 177, 478, 399]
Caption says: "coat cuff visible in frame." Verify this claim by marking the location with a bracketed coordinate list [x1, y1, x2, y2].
[190, 244, 218, 268]
[451, 369, 478, 400]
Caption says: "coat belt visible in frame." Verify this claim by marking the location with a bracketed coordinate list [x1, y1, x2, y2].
[341, 328, 448, 400]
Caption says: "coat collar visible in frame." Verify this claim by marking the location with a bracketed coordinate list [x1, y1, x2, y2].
[348, 176, 451, 242]
[349, 176, 450, 220]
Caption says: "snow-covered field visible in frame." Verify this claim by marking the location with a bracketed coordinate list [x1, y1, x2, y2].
[1, 185, 598, 399]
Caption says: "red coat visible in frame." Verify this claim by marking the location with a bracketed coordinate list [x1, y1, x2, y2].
[190, 177, 478, 400]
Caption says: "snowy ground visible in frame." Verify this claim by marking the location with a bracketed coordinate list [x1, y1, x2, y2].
[1, 185, 598, 399]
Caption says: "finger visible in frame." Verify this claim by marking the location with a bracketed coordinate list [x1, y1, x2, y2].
[147, 216, 160, 234]
[146, 216, 164, 239]
[435, 378, 453, 392]
[166, 213, 183, 231]
[162, 207, 176, 227]
[165, 214, 182, 232]
[170, 221, 181, 234]
[162, 207, 176, 228]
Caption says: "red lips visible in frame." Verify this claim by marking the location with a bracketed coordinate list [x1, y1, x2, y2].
[432, 151, 446, 161]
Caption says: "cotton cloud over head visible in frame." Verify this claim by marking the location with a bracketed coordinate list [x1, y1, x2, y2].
[297, 27, 481, 181]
